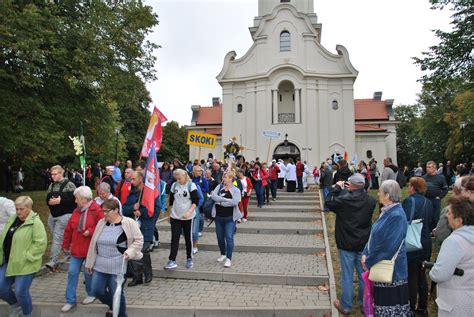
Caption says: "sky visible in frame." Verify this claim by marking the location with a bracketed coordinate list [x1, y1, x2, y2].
[144, 0, 453, 126]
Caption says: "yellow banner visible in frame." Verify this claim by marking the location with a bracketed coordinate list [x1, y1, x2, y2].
[187, 131, 217, 149]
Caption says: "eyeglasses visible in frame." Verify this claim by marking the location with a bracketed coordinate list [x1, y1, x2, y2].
[103, 209, 113, 214]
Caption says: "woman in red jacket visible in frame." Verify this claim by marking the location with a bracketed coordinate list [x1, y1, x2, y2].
[237, 169, 254, 221]
[61, 186, 104, 313]
[251, 162, 268, 208]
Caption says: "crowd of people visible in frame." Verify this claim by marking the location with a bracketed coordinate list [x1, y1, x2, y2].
[324, 157, 474, 316]
[0, 155, 316, 317]
[0, 155, 472, 316]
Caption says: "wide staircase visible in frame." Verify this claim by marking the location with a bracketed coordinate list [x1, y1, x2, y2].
[0, 189, 338, 317]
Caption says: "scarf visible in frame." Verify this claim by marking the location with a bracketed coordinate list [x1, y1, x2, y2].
[379, 202, 399, 218]
[78, 200, 93, 232]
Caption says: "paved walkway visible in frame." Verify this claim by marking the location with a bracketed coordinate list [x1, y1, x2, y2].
[0, 189, 337, 317]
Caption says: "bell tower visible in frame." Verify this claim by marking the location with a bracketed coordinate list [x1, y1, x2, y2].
[258, 0, 314, 17]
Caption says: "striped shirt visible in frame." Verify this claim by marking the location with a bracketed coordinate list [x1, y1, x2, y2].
[94, 222, 127, 275]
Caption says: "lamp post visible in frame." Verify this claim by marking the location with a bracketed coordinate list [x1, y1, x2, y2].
[460, 121, 467, 162]
[284, 133, 288, 147]
[115, 128, 120, 162]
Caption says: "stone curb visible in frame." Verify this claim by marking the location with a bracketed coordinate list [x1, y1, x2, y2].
[0, 303, 332, 317]
[320, 190, 339, 317]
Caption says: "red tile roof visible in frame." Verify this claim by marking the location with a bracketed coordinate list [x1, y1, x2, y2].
[355, 124, 386, 132]
[192, 99, 390, 126]
[196, 106, 222, 125]
[354, 99, 389, 121]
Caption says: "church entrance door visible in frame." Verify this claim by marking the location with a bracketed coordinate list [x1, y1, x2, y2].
[273, 142, 300, 162]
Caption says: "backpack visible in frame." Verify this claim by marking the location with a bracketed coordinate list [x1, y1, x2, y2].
[171, 181, 204, 208]
[202, 184, 224, 221]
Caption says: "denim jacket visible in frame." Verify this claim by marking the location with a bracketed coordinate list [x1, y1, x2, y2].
[363, 203, 408, 281]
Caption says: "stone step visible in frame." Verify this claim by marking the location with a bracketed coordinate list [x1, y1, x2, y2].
[249, 199, 319, 206]
[247, 211, 321, 222]
[268, 191, 319, 195]
[158, 220, 323, 235]
[246, 205, 321, 213]
[262, 194, 319, 202]
[158, 231, 325, 254]
[151, 249, 328, 286]
[2, 273, 331, 317]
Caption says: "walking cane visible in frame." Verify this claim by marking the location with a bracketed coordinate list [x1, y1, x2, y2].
[113, 257, 127, 317]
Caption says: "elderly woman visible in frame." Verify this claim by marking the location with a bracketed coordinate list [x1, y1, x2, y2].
[211, 170, 242, 268]
[164, 168, 199, 270]
[95, 182, 122, 214]
[362, 180, 410, 316]
[86, 199, 143, 317]
[61, 186, 104, 313]
[0, 196, 47, 317]
[401, 177, 434, 315]
[429, 195, 474, 316]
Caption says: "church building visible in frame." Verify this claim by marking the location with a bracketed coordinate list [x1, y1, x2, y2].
[187, 0, 398, 165]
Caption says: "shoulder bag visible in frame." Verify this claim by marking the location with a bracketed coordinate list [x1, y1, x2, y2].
[405, 197, 423, 252]
[368, 232, 405, 283]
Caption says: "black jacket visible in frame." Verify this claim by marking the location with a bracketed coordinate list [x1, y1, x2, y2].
[333, 165, 353, 184]
[325, 186, 376, 251]
[319, 169, 333, 188]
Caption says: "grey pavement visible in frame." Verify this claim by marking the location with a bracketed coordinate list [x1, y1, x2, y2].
[3, 190, 336, 317]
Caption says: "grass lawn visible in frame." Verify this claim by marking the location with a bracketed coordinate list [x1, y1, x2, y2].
[324, 188, 449, 316]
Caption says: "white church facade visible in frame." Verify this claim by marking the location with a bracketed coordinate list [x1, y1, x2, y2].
[187, 0, 398, 166]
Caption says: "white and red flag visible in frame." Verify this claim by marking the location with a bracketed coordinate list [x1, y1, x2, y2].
[142, 142, 160, 218]
[140, 106, 167, 157]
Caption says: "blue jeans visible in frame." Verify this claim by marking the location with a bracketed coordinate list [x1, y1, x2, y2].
[254, 181, 264, 206]
[428, 197, 441, 224]
[0, 264, 35, 316]
[192, 207, 203, 242]
[338, 249, 364, 311]
[215, 216, 236, 260]
[323, 187, 330, 211]
[270, 180, 278, 199]
[66, 256, 92, 304]
[91, 270, 127, 317]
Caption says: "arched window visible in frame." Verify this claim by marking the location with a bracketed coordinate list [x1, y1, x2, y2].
[277, 81, 295, 123]
[280, 31, 291, 52]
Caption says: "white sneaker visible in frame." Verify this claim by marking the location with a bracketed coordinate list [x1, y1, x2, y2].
[61, 303, 75, 312]
[224, 258, 232, 268]
[217, 255, 227, 262]
[8, 305, 21, 317]
[242, 218, 248, 222]
[237, 219, 242, 223]
[82, 296, 96, 305]
[198, 232, 202, 237]
[192, 247, 199, 255]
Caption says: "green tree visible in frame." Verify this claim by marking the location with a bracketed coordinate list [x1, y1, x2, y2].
[158, 121, 189, 163]
[394, 104, 422, 167]
[411, 0, 473, 164]
[0, 1, 159, 188]
[413, 0, 473, 89]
